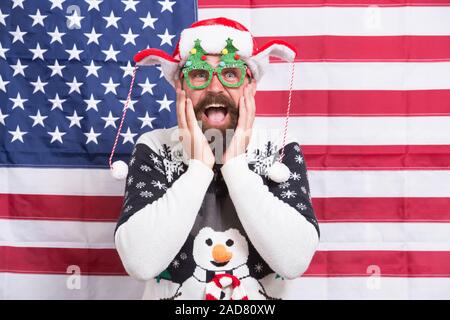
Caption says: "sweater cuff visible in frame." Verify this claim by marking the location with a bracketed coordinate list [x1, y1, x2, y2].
[220, 153, 251, 188]
[187, 158, 215, 185]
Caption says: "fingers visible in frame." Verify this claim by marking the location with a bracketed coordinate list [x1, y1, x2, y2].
[237, 95, 247, 132]
[185, 97, 198, 132]
[176, 89, 188, 130]
[244, 84, 255, 131]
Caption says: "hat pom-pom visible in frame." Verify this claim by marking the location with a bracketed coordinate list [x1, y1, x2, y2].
[268, 161, 290, 183]
[111, 160, 129, 180]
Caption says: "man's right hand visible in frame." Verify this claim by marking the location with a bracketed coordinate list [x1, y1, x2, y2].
[176, 87, 215, 169]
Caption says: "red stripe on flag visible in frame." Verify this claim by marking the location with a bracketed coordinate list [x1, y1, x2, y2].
[305, 251, 450, 277]
[198, 0, 450, 8]
[302, 145, 450, 169]
[255, 36, 450, 62]
[312, 197, 450, 222]
[2, 247, 450, 277]
[0, 194, 450, 222]
[255, 90, 450, 116]
[0, 246, 125, 275]
[2, 195, 450, 222]
[0, 194, 123, 222]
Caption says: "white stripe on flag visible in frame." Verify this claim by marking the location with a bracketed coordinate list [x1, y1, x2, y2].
[2, 219, 450, 251]
[0, 167, 124, 196]
[1, 273, 450, 299]
[256, 62, 450, 91]
[2, 167, 450, 197]
[0, 273, 145, 300]
[198, 7, 450, 36]
[309, 170, 450, 197]
[254, 116, 450, 145]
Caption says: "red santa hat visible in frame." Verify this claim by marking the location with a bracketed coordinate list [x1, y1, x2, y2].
[133, 17, 297, 86]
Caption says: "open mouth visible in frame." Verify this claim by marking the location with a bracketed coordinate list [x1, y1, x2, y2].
[210, 260, 229, 267]
[203, 104, 228, 125]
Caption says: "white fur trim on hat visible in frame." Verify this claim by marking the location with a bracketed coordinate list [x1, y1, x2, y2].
[178, 25, 253, 62]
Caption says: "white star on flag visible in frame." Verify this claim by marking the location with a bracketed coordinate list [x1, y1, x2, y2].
[121, 28, 138, 45]
[30, 9, 47, 27]
[30, 43, 47, 60]
[49, 0, 65, 10]
[157, 94, 173, 112]
[0, 109, 8, 125]
[31, 76, 48, 94]
[84, 127, 101, 144]
[29, 110, 48, 127]
[102, 77, 119, 95]
[11, 59, 28, 77]
[9, 26, 27, 44]
[49, 60, 65, 77]
[139, 78, 156, 95]
[0, 43, 9, 59]
[49, 94, 66, 111]
[122, 0, 139, 12]
[48, 26, 65, 44]
[67, 10, 84, 29]
[66, 110, 83, 128]
[48, 126, 66, 144]
[86, 0, 103, 11]
[119, 99, 137, 112]
[156, 66, 164, 78]
[67, 77, 83, 94]
[0, 75, 10, 92]
[66, 44, 83, 61]
[101, 111, 119, 128]
[158, 0, 176, 13]
[84, 27, 102, 45]
[157, 28, 175, 46]
[102, 44, 119, 61]
[84, 60, 101, 77]
[120, 127, 138, 144]
[12, 0, 25, 10]
[103, 11, 121, 28]
[120, 61, 135, 77]
[84, 94, 101, 111]
[9, 125, 27, 143]
[0, 9, 8, 26]
[138, 112, 156, 129]
[10, 92, 27, 110]
[140, 12, 158, 29]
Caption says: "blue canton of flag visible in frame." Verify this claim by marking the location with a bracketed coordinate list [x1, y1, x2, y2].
[0, 0, 197, 167]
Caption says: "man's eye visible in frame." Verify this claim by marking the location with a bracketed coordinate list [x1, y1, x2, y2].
[225, 72, 237, 79]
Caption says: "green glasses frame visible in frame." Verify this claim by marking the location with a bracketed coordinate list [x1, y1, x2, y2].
[181, 62, 248, 90]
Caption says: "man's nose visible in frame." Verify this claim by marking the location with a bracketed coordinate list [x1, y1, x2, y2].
[207, 71, 224, 93]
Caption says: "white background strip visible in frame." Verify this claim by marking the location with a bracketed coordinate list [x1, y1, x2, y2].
[2, 220, 450, 251]
[199, 7, 450, 36]
[2, 167, 450, 196]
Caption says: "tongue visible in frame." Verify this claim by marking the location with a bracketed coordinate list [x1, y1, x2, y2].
[206, 108, 226, 123]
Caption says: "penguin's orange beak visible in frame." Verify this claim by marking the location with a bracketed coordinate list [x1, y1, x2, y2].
[212, 244, 233, 263]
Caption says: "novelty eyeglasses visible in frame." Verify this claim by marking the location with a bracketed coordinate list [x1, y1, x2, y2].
[181, 61, 250, 90]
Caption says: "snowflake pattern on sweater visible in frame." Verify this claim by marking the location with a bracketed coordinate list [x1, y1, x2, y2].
[115, 128, 319, 300]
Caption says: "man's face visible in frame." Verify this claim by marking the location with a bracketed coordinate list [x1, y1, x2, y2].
[175, 55, 256, 134]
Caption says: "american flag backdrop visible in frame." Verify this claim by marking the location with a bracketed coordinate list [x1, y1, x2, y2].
[1, 0, 450, 299]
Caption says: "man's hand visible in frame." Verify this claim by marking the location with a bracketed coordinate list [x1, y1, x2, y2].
[222, 84, 256, 164]
[176, 87, 215, 169]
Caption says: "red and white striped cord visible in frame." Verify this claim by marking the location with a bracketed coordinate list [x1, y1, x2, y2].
[108, 64, 139, 169]
[278, 61, 295, 162]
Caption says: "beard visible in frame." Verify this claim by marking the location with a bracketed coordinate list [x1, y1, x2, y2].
[193, 92, 239, 136]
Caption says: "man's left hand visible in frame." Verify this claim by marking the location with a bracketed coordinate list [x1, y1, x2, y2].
[222, 84, 256, 164]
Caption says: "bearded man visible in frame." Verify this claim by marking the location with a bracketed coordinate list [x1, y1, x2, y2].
[114, 17, 320, 300]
